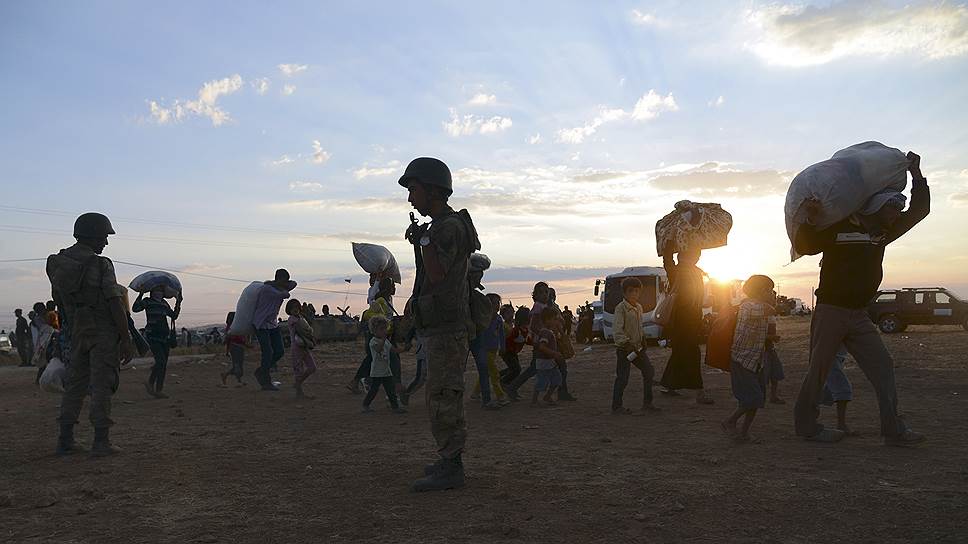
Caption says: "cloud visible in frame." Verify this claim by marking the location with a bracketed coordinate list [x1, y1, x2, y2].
[353, 160, 402, 180]
[146, 74, 244, 126]
[289, 181, 324, 192]
[282, 84, 296, 96]
[271, 154, 295, 166]
[571, 170, 628, 183]
[630, 89, 679, 120]
[630, 9, 662, 26]
[467, 93, 497, 106]
[179, 263, 233, 274]
[746, 1, 968, 66]
[310, 140, 330, 164]
[251, 78, 270, 95]
[556, 90, 677, 143]
[311, 231, 402, 244]
[649, 162, 789, 197]
[443, 108, 513, 136]
[278, 63, 308, 76]
[708, 95, 725, 108]
[528, 133, 542, 145]
[950, 193, 968, 207]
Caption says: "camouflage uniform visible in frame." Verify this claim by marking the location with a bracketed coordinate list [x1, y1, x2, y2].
[47, 243, 127, 428]
[413, 206, 474, 460]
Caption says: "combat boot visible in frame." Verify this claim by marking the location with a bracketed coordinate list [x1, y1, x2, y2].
[90, 427, 121, 457]
[55, 424, 86, 456]
[423, 458, 445, 476]
[412, 455, 465, 492]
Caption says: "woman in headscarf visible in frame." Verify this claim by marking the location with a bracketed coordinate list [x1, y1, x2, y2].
[659, 244, 714, 405]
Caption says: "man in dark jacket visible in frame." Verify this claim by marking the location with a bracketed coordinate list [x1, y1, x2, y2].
[793, 152, 928, 446]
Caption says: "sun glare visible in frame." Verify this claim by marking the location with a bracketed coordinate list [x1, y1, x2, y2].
[699, 248, 755, 284]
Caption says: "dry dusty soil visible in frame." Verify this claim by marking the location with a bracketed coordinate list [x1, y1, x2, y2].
[1, 317, 967, 543]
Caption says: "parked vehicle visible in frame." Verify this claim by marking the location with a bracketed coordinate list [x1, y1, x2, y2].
[867, 287, 968, 333]
[595, 266, 668, 343]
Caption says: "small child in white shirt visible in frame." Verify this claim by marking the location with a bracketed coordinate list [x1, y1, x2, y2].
[363, 315, 407, 414]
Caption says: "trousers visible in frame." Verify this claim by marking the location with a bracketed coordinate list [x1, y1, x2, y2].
[147, 339, 170, 392]
[421, 330, 469, 460]
[794, 304, 906, 438]
[59, 331, 120, 428]
[613, 348, 654, 410]
[254, 328, 284, 384]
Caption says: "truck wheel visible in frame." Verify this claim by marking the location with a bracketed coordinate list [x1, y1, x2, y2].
[878, 314, 902, 334]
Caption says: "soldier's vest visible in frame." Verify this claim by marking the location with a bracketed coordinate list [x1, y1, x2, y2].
[413, 211, 479, 333]
[47, 250, 111, 337]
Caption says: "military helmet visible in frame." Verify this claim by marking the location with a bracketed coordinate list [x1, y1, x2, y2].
[73, 212, 116, 238]
[398, 157, 453, 196]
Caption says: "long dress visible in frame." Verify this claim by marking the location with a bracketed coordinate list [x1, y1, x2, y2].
[659, 256, 705, 391]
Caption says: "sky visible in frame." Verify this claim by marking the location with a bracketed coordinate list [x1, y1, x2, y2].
[2, 0, 968, 328]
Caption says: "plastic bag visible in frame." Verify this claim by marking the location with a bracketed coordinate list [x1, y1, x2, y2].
[785, 141, 908, 261]
[129, 270, 182, 298]
[40, 357, 67, 393]
[229, 282, 264, 336]
[352, 243, 402, 284]
[655, 200, 733, 256]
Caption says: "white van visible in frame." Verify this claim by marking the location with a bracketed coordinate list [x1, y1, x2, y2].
[595, 266, 668, 342]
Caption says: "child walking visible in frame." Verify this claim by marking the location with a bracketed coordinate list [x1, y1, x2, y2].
[221, 311, 249, 386]
[763, 302, 786, 404]
[472, 294, 510, 406]
[532, 306, 563, 406]
[721, 275, 775, 443]
[611, 277, 659, 414]
[363, 315, 407, 414]
[822, 346, 857, 435]
[500, 306, 530, 385]
[285, 299, 318, 398]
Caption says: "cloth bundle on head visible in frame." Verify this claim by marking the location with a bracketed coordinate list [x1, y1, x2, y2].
[860, 188, 907, 216]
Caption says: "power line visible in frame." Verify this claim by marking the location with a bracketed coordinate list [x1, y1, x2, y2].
[111, 260, 369, 296]
[0, 204, 400, 241]
[0, 256, 368, 296]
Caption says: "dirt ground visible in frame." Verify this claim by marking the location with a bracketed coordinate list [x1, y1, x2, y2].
[1, 317, 966, 543]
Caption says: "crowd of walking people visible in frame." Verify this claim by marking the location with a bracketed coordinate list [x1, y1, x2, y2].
[15, 150, 930, 492]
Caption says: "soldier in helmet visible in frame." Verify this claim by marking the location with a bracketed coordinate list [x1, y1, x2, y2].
[46, 212, 134, 456]
[400, 157, 480, 492]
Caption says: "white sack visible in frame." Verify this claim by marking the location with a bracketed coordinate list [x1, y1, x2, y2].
[785, 141, 908, 261]
[229, 281, 264, 336]
[39, 357, 66, 393]
[129, 270, 182, 298]
[352, 243, 402, 284]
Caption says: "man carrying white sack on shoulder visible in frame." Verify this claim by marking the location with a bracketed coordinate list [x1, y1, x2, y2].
[793, 151, 928, 446]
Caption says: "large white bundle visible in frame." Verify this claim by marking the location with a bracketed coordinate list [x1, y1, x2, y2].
[129, 270, 182, 298]
[655, 200, 733, 256]
[39, 357, 66, 393]
[785, 141, 908, 260]
[352, 242, 402, 284]
[229, 281, 264, 336]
